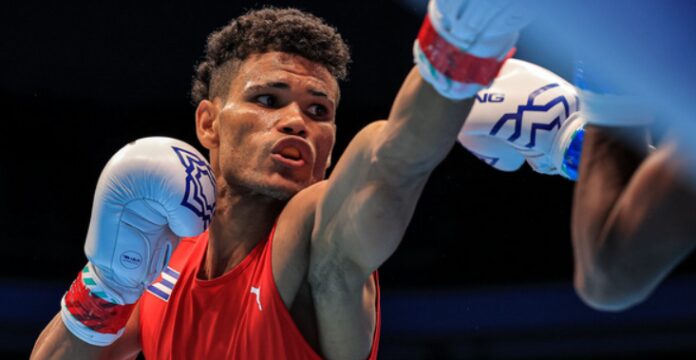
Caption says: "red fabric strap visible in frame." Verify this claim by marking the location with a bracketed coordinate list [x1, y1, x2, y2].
[64, 271, 135, 334]
[417, 15, 515, 85]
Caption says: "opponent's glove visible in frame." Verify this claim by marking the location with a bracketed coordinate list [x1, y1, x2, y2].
[414, 0, 536, 99]
[457, 58, 585, 180]
[61, 137, 216, 345]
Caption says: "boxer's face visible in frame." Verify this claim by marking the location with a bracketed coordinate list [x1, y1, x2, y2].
[199, 51, 338, 200]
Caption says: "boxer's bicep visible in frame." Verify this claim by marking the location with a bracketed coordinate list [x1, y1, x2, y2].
[310, 69, 470, 281]
[311, 121, 427, 284]
[308, 121, 427, 359]
[309, 67, 471, 358]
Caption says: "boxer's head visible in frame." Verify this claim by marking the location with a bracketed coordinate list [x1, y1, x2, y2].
[193, 8, 350, 200]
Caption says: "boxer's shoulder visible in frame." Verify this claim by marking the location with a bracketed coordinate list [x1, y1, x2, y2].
[278, 179, 328, 232]
[271, 180, 328, 307]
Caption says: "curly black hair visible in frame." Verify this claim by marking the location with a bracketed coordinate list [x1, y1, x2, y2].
[191, 7, 351, 105]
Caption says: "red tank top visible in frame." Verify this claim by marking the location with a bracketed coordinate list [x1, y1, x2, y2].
[139, 226, 381, 359]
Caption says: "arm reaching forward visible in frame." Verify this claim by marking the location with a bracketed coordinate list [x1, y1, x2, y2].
[307, 1, 535, 358]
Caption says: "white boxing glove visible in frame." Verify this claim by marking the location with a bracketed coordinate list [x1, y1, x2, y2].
[414, 0, 537, 99]
[458, 58, 585, 179]
[61, 137, 216, 345]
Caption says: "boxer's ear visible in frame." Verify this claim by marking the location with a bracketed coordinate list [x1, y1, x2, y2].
[196, 99, 220, 150]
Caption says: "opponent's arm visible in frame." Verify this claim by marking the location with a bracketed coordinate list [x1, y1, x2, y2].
[572, 127, 696, 311]
[308, 1, 533, 359]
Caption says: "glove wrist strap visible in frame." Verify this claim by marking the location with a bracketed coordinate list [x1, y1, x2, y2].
[415, 15, 514, 91]
[60, 265, 135, 346]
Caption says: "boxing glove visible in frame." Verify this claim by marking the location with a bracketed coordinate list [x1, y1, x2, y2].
[458, 59, 585, 179]
[61, 137, 216, 345]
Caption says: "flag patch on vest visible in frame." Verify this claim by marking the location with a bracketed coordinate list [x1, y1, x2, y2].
[146, 266, 180, 302]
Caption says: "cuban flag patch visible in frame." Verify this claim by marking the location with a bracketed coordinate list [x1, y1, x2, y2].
[146, 266, 180, 302]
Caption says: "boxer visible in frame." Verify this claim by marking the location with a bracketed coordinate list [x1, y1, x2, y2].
[32, 2, 537, 358]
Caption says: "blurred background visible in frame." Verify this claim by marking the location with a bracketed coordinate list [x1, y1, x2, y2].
[2, 0, 695, 358]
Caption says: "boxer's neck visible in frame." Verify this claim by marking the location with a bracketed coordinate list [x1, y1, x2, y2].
[199, 183, 285, 280]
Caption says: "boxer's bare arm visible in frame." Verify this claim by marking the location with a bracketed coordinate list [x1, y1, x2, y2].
[572, 126, 696, 311]
[31, 305, 141, 360]
[307, 67, 473, 359]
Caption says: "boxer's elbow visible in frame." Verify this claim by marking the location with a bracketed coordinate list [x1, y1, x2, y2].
[573, 259, 650, 312]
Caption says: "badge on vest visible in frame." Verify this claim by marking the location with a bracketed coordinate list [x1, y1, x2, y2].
[147, 266, 180, 302]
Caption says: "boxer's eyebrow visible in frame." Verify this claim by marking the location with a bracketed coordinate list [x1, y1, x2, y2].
[244, 82, 289, 92]
[308, 89, 327, 98]
[245, 82, 335, 104]
[308, 88, 335, 107]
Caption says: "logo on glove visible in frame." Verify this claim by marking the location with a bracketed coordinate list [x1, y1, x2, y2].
[119, 251, 143, 269]
[172, 146, 216, 230]
[489, 83, 575, 148]
[475, 93, 505, 103]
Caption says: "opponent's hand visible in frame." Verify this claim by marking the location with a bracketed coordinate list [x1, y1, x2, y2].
[414, 0, 536, 99]
[458, 59, 585, 179]
[61, 137, 216, 345]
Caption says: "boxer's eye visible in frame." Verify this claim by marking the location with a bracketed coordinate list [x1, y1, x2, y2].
[307, 104, 328, 119]
[255, 95, 278, 108]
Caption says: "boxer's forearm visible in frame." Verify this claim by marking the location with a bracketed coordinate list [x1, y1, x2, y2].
[32, 308, 141, 360]
[31, 313, 105, 360]
[373, 67, 474, 182]
[572, 127, 696, 310]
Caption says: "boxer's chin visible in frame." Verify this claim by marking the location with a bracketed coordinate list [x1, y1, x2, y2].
[255, 179, 303, 201]
[252, 185, 296, 201]
[239, 173, 310, 201]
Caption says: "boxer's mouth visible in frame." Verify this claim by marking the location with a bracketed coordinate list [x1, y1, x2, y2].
[271, 137, 313, 168]
[279, 147, 302, 160]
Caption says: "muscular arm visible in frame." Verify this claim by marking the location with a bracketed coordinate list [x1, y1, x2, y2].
[309, 67, 473, 359]
[572, 126, 696, 311]
[31, 305, 142, 360]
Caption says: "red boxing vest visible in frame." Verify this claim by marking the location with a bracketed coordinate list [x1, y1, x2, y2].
[139, 226, 381, 359]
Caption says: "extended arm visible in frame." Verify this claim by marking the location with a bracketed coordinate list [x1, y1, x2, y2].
[308, 2, 533, 358]
[309, 66, 473, 360]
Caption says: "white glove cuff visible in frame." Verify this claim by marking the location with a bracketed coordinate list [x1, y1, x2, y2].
[414, 41, 484, 100]
[59, 263, 136, 346]
[60, 297, 124, 346]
